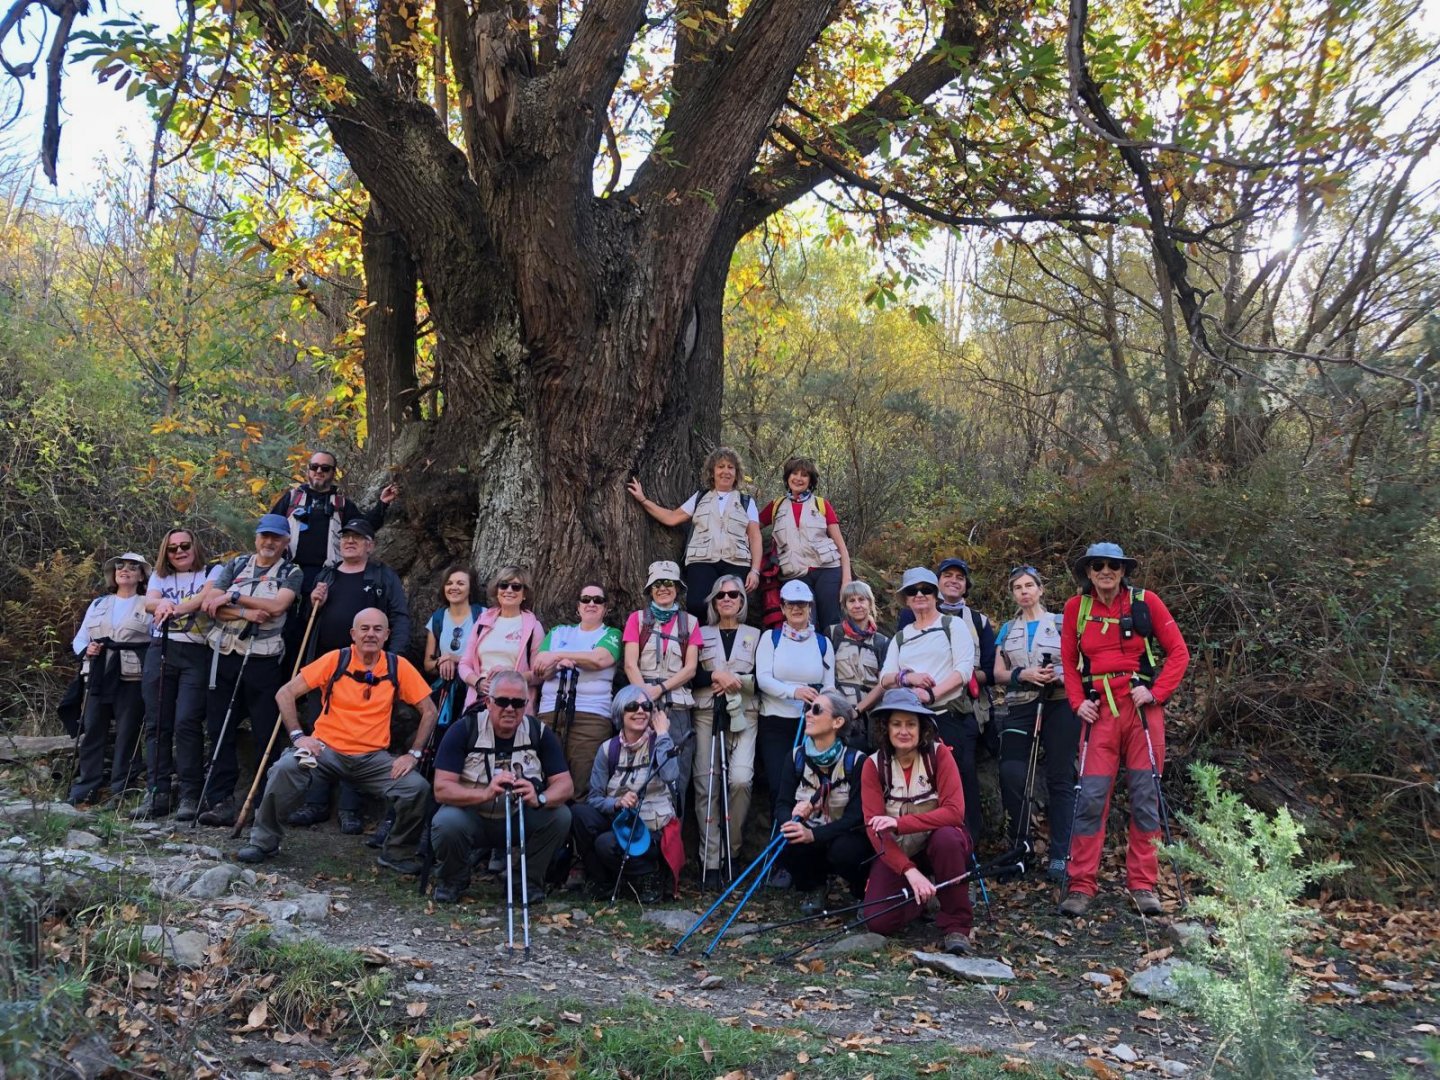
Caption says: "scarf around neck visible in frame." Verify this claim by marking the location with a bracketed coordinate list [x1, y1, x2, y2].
[647, 601, 681, 624]
[803, 736, 844, 769]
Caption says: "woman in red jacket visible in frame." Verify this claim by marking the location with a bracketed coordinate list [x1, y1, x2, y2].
[859, 689, 973, 955]
[1059, 543, 1189, 918]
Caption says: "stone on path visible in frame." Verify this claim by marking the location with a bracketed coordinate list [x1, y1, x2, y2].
[698, 974, 724, 989]
[66, 830, 102, 849]
[814, 932, 886, 958]
[1380, 980, 1414, 992]
[914, 950, 1016, 982]
[1083, 971, 1113, 988]
[141, 925, 209, 967]
[185, 864, 242, 900]
[1160, 1060, 1191, 1077]
[641, 908, 702, 935]
[1128, 958, 1204, 1004]
[0, 800, 88, 822]
[1167, 922, 1211, 950]
[295, 893, 332, 923]
[1110, 1043, 1139, 1063]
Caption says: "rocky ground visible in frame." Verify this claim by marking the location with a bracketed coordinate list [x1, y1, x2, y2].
[2, 790, 1437, 1079]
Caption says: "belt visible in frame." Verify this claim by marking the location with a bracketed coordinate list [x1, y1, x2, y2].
[1085, 672, 1138, 715]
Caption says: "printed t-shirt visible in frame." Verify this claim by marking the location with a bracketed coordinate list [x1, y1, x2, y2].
[302, 649, 431, 755]
[478, 613, 527, 675]
[147, 567, 221, 643]
[538, 624, 622, 715]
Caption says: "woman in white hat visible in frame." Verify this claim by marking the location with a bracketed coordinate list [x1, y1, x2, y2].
[69, 551, 154, 805]
[623, 561, 701, 812]
[754, 579, 836, 883]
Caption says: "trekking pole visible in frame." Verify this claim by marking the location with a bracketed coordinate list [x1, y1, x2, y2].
[671, 832, 787, 954]
[609, 732, 691, 902]
[717, 712, 733, 883]
[1063, 689, 1101, 883]
[504, 786, 516, 951]
[773, 846, 1030, 964]
[1013, 652, 1052, 852]
[195, 623, 257, 828]
[515, 790, 531, 957]
[416, 682, 455, 896]
[701, 716, 718, 883]
[231, 604, 320, 838]
[1137, 700, 1186, 908]
[65, 660, 93, 797]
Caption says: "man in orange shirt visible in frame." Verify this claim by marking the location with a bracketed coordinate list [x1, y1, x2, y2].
[237, 608, 437, 872]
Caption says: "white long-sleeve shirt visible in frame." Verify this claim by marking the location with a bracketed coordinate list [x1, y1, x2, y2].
[881, 612, 976, 709]
[755, 629, 836, 718]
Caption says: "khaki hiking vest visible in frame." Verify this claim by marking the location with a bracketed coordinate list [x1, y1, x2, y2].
[604, 736, 675, 831]
[693, 624, 760, 728]
[876, 750, 940, 857]
[832, 629, 887, 707]
[999, 612, 1066, 708]
[80, 595, 153, 679]
[460, 710, 545, 820]
[284, 486, 345, 566]
[684, 490, 752, 567]
[206, 556, 293, 659]
[638, 611, 696, 708]
[770, 496, 840, 578]
[795, 754, 854, 827]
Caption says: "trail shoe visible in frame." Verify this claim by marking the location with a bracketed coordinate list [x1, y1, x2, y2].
[173, 797, 200, 822]
[338, 810, 365, 835]
[1058, 890, 1093, 918]
[129, 791, 172, 820]
[377, 852, 425, 876]
[767, 867, 793, 890]
[799, 889, 828, 917]
[236, 843, 279, 864]
[635, 874, 664, 905]
[700, 868, 727, 892]
[564, 863, 587, 892]
[286, 804, 329, 827]
[943, 932, 974, 956]
[197, 798, 239, 827]
[1046, 858, 1068, 884]
[365, 812, 395, 850]
[1129, 889, 1164, 917]
[432, 879, 468, 904]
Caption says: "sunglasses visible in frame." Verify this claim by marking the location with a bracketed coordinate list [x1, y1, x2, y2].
[1009, 565, 1040, 579]
[449, 626, 464, 649]
[806, 701, 830, 715]
[116, 562, 144, 571]
[497, 582, 525, 592]
[492, 696, 527, 710]
[1089, 559, 1125, 572]
[902, 585, 939, 598]
[622, 701, 653, 714]
[308, 462, 336, 473]
[167, 541, 193, 554]
[650, 580, 678, 589]
[713, 590, 743, 601]
[579, 594, 606, 605]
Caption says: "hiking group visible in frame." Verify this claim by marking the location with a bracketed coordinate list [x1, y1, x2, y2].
[62, 447, 1188, 955]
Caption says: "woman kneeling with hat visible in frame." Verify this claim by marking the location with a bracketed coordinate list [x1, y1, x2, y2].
[860, 688, 974, 955]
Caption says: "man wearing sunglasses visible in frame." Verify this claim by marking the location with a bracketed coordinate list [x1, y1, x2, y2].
[237, 608, 436, 872]
[428, 670, 575, 904]
[270, 451, 398, 584]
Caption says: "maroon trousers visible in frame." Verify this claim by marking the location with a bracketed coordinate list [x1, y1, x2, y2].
[862, 825, 974, 937]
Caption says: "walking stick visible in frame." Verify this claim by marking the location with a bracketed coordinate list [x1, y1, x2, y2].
[515, 790, 532, 957]
[231, 604, 319, 837]
[65, 660, 93, 797]
[1137, 700, 1186, 908]
[194, 623, 256, 828]
[701, 708, 719, 881]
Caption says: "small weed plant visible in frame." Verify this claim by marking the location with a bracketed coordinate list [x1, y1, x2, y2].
[1173, 763, 1346, 1080]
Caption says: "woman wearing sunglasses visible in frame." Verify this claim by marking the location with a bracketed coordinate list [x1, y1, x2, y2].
[459, 566, 546, 711]
[992, 565, 1078, 882]
[424, 566, 484, 726]
[1059, 543, 1189, 918]
[879, 567, 980, 842]
[534, 585, 622, 798]
[132, 529, 220, 819]
[775, 690, 869, 915]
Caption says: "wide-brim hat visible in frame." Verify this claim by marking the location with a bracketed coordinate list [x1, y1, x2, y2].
[1072, 542, 1138, 579]
[645, 560, 685, 593]
[104, 552, 152, 588]
[612, 808, 652, 856]
[896, 567, 939, 593]
[874, 687, 936, 717]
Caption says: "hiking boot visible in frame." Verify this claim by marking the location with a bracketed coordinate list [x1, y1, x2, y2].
[944, 932, 973, 956]
[700, 868, 727, 891]
[1058, 890, 1093, 918]
[173, 797, 200, 822]
[129, 790, 172, 820]
[799, 888, 828, 917]
[564, 863, 587, 892]
[432, 879, 468, 904]
[1129, 889, 1164, 917]
[365, 812, 395, 850]
[1046, 858, 1068, 884]
[377, 852, 425, 876]
[338, 810, 365, 835]
[286, 804, 329, 827]
[198, 798, 238, 827]
[635, 874, 663, 905]
[236, 843, 279, 864]
[67, 786, 99, 807]
[487, 851, 506, 874]
[767, 867, 793, 890]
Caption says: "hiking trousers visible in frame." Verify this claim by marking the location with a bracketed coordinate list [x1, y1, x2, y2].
[430, 801, 572, 892]
[863, 825, 974, 937]
[1066, 697, 1165, 897]
[997, 696, 1080, 856]
[539, 709, 612, 800]
[142, 640, 210, 800]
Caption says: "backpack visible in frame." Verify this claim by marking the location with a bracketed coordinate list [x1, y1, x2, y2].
[321, 647, 399, 716]
[428, 604, 485, 651]
[793, 744, 863, 779]
[1076, 588, 1158, 683]
[769, 627, 831, 670]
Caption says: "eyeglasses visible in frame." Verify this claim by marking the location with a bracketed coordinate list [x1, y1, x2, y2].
[579, 594, 606, 605]
[622, 701, 653, 714]
[308, 462, 335, 473]
[449, 626, 463, 650]
[651, 580, 678, 589]
[492, 696, 527, 710]
[806, 701, 830, 715]
[902, 585, 939, 598]
[167, 541, 192, 554]
[713, 590, 742, 601]
[497, 582, 525, 592]
[1089, 559, 1125, 572]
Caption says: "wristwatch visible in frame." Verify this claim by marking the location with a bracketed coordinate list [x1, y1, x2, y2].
[407, 749, 422, 760]
[229, 590, 241, 605]
[536, 792, 548, 808]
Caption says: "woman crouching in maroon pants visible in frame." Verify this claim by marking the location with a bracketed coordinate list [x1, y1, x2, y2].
[859, 688, 974, 955]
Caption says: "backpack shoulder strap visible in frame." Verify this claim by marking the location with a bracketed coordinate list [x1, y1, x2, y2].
[385, 651, 400, 691]
[429, 610, 444, 643]
[793, 745, 806, 777]
[607, 736, 621, 775]
[828, 625, 845, 654]
[740, 492, 753, 512]
[844, 748, 863, 775]
[771, 627, 783, 649]
[527, 715, 545, 751]
[322, 647, 352, 715]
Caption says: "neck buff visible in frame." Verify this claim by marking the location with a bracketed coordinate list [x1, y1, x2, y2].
[842, 618, 875, 641]
[803, 735, 844, 769]
[647, 601, 680, 624]
[621, 730, 650, 755]
[781, 623, 813, 643]
[786, 489, 814, 504]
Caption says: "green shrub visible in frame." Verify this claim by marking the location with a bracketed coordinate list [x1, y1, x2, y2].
[1172, 763, 1347, 1080]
